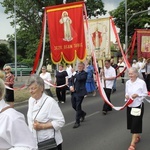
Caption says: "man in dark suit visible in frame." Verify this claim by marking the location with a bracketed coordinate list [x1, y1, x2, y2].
[69, 62, 87, 128]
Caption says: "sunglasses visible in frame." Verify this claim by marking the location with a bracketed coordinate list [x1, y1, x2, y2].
[5, 68, 10, 70]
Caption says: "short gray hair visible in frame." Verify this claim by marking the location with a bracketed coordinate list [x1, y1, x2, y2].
[42, 66, 47, 70]
[128, 67, 139, 76]
[78, 62, 85, 67]
[0, 79, 5, 100]
[26, 75, 44, 89]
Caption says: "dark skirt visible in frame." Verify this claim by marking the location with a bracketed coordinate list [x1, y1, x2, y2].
[5, 89, 14, 102]
[127, 103, 144, 133]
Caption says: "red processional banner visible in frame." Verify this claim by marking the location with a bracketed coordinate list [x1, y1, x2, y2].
[46, 2, 86, 63]
[137, 29, 150, 59]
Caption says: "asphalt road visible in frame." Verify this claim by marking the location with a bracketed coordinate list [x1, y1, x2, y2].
[15, 81, 150, 150]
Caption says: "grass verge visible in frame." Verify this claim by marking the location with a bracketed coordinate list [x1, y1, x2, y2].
[14, 87, 56, 103]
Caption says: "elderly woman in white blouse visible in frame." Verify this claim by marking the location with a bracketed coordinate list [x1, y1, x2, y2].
[26, 75, 65, 150]
[125, 67, 147, 150]
[0, 78, 37, 150]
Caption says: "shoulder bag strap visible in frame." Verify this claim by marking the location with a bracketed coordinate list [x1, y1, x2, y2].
[34, 97, 48, 120]
[34, 97, 55, 141]
[0, 106, 12, 113]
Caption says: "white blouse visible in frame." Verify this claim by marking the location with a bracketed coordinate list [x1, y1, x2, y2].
[27, 93, 65, 145]
[0, 99, 37, 150]
[40, 72, 52, 89]
[102, 66, 116, 89]
[125, 78, 148, 107]
[118, 62, 126, 72]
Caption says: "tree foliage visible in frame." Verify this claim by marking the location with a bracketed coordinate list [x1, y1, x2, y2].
[85, 0, 106, 18]
[0, 44, 13, 68]
[1, 0, 106, 65]
[110, 0, 150, 43]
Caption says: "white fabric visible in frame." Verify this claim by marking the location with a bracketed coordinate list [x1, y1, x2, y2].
[132, 62, 139, 69]
[40, 72, 52, 89]
[138, 62, 146, 73]
[117, 62, 126, 72]
[27, 93, 65, 145]
[102, 66, 116, 89]
[0, 99, 37, 150]
[66, 65, 73, 78]
[146, 63, 150, 73]
[125, 78, 148, 107]
[9, 147, 32, 150]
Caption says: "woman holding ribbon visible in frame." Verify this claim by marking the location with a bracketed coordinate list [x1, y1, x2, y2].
[125, 67, 147, 150]
[4, 65, 15, 107]
[40, 66, 53, 97]
[54, 64, 68, 103]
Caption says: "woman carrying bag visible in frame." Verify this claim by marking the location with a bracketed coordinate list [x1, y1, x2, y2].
[125, 67, 147, 150]
[26, 75, 65, 150]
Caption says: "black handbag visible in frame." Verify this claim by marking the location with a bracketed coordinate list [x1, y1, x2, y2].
[34, 97, 58, 150]
[38, 138, 58, 150]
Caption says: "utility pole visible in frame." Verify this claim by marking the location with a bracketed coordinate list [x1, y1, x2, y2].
[125, 0, 127, 54]
[14, 0, 17, 80]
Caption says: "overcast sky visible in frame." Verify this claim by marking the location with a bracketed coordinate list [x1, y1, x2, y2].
[0, 0, 122, 40]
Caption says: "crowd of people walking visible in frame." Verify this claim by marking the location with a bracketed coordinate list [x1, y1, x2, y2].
[0, 57, 149, 150]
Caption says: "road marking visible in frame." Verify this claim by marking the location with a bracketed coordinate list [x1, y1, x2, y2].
[64, 111, 100, 127]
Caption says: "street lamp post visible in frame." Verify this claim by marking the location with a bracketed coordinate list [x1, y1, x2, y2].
[14, 0, 17, 80]
[125, 0, 127, 54]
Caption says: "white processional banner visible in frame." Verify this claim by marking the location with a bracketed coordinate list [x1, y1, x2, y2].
[86, 17, 111, 60]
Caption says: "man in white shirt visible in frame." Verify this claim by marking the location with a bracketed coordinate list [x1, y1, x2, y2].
[138, 58, 146, 81]
[66, 64, 73, 79]
[100, 60, 116, 115]
[118, 58, 126, 83]
[132, 59, 139, 70]
[0, 79, 37, 150]
[145, 59, 150, 91]
[66, 64, 73, 91]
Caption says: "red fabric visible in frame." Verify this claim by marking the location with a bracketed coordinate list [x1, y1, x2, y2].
[129, 31, 137, 62]
[110, 17, 131, 69]
[32, 10, 46, 74]
[46, 2, 86, 63]
[137, 29, 150, 59]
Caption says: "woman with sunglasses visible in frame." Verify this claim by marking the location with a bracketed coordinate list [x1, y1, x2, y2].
[4, 66, 15, 107]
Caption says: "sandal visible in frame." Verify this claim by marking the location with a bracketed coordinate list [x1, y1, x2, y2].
[128, 145, 135, 150]
[135, 136, 141, 143]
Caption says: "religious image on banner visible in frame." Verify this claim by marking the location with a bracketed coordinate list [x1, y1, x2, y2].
[92, 27, 102, 50]
[59, 11, 73, 42]
[86, 17, 111, 60]
[137, 29, 150, 59]
[46, 2, 86, 63]
[141, 36, 150, 52]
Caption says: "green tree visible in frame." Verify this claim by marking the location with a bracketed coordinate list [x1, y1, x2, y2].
[110, 0, 150, 44]
[0, 44, 13, 68]
[1, 0, 106, 65]
[85, 0, 106, 18]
